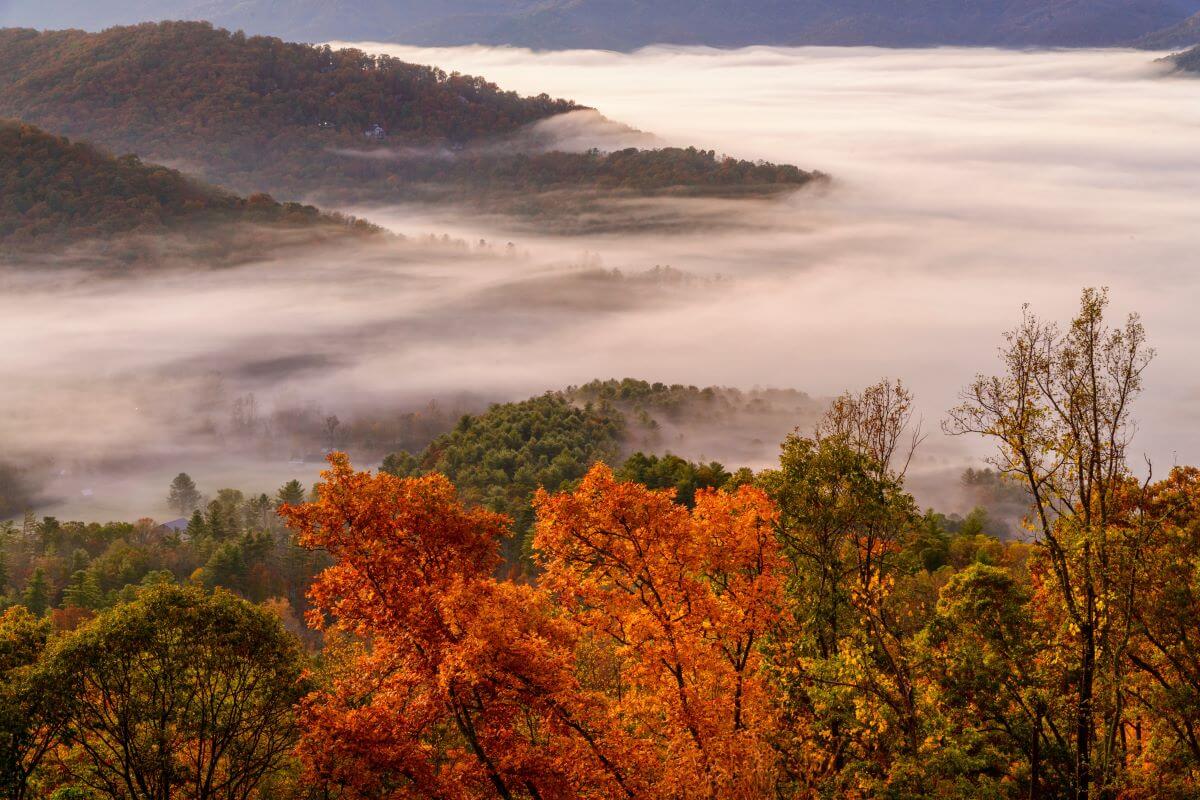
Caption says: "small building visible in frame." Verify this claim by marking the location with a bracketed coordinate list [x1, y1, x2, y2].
[364, 123, 386, 141]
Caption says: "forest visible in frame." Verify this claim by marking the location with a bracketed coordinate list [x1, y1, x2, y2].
[0, 121, 377, 250]
[0, 289, 1196, 799]
[0, 23, 820, 207]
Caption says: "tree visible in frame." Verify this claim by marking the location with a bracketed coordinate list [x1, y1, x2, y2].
[60, 572, 101, 612]
[243, 493, 274, 531]
[756, 380, 924, 794]
[615, 452, 732, 507]
[1119, 467, 1200, 795]
[281, 454, 639, 800]
[40, 585, 307, 800]
[0, 607, 60, 800]
[166, 473, 201, 517]
[923, 564, 1066, 797]
[534, 464, 785, 798]
[274, 480, 305, 508]
[946, 288, 1154, 799]
[19, 573, 48, 618]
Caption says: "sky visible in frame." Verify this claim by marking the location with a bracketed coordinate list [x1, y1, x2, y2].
[3, 44, 1198, 518]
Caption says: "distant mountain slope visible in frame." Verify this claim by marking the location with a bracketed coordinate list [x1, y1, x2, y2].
[0, 23, 818, 208]
[0, 120, 375, 249]
[1168, 43, 1200, 68]
[1136, 11, 1200, 48]
[5, 0, 1200, 48]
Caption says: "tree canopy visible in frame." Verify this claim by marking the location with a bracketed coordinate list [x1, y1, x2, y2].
[0, 120, 376, 248]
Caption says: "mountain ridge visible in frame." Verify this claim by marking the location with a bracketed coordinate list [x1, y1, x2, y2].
[6, 0, 1200, 49]
[0, 23, 821, 211]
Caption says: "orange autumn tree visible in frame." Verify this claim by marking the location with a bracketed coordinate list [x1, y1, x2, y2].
[280, 454, 639, 800]
[533, 464, 787, 799]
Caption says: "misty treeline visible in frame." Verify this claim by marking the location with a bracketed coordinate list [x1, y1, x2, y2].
[0, 381, 823, 623]
[1, 290, 1198, 799]
[1173, 44, 1200, 72]
[0, 121, 378, 249]
[0, 22, 818, 209]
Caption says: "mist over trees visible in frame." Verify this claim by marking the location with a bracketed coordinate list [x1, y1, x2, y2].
[0, 291, 1195, 797]
[0, 0, 1194, 790]
[0, 120, 377, 254]
[0, 23, 819, 213]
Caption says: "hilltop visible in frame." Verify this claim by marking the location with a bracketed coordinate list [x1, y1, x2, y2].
[1135, 11, 1200, 48]
[5, 0, 1200, 49]
[0, 23, 820, 207]
[0, 120, 377, 255]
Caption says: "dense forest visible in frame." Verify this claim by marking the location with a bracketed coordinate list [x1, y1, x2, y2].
[0, 121, 378, 252]
[379, 379, 823, 561]
[0, 291, 1195, 798]
[0, 23, 820, 206]
[6, 0, 1200, 50]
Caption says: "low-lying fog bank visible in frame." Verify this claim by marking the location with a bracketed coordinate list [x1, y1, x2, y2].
[4, 46, 1198, 520]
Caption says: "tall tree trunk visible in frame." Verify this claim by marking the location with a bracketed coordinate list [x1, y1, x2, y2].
[1030, 706, 1042, 800]
[1076, 622, 1095, 800]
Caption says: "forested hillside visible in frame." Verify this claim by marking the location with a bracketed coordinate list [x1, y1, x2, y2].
[1171, 42, 1200, 69]
[379, 380, 833, 569]
[0, 23, 819, 205]
[0, 121, 376, 249]
[5, 0, 1200, 49]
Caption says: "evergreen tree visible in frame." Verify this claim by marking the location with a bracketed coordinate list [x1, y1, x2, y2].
[70, 548, 90, 574]
[275, 480, 306, 507]
[167, 473, 202, 517]
[185, 509, 207, 540]
[62, 570, 102, 610]
[21, 569, 49, 616]
[244, 493, 274, 531]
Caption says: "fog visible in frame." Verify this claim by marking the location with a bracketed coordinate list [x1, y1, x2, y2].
[4, 45, 1199, 519]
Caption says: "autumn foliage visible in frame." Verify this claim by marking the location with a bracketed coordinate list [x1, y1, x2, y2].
[281, 456, 636, 799]
[534, 466, 785, 798]
[281, 456, 788, 799]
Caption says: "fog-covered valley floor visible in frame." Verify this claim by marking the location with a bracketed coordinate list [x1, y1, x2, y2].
[5, 46, 1198, 519]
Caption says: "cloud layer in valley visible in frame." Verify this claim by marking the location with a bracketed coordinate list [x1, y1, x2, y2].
[3, 45, 1199, 519]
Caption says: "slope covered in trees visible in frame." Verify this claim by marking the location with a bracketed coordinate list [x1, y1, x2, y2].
[0, 23, 819, 206]
[1170, 42, 1200, 69]
[5, 0, 1200, 49]
[379, 379, 821, 564]
[0, 120, 377, 251]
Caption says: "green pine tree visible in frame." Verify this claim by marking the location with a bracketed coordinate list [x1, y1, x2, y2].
[63, 569, 102, 610]
[22, 568, 49, 616]
[275, 480, 306, 507]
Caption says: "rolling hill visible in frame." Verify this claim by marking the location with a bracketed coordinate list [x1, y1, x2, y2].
[0, 23, 819, 208]
[1136, 11, 1200, 48]
[0, 120, 377, 251]
[5, 0, 1200, 49]
[1168, 43, 1200, 68]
